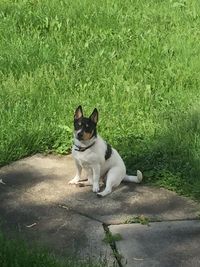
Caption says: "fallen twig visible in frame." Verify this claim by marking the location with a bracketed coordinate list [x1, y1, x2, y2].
[0, 178, 6, 185]
[26, 223, 37, 228]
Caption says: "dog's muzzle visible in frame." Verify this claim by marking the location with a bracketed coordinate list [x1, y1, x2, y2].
[75, 130, 83, 140]
[77, 132, 83, 140]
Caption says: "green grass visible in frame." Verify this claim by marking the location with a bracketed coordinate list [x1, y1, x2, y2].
[103, 232, 123, 244]
[0, 0, 200, 200]
[0, 232, 107, 267]
[124, 215, 150, 225]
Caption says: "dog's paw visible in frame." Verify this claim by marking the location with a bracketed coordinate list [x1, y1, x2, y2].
[68, 178, 79, 185]
[92, 183, 100, 193]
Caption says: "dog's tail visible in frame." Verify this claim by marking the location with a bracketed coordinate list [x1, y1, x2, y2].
[123, 170, 143, 183]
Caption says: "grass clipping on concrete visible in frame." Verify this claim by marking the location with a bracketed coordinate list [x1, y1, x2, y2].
[0, 0, 200, 199]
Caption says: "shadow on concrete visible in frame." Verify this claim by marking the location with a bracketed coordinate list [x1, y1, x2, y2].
[0, 155, 114, 262]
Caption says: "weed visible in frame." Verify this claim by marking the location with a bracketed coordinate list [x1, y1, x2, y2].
[124, 215, 150, 226]
[103, 232, 123, 244]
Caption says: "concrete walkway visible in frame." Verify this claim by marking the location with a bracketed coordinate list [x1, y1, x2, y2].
[0, 154, 200, 266]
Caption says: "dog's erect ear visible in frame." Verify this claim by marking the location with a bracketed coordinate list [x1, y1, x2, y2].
[89, 108, 98, 124]
[74, 105, 83, 120]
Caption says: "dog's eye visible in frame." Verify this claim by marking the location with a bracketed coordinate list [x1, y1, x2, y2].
[75, 122, 82, 129]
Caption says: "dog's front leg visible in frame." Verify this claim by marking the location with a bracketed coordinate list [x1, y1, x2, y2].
[92, 164, 100, 193]
[68, 160, 82, 184]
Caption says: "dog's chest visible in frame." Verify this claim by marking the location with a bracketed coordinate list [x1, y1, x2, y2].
[76, 156, 90, 168]
[72, 149, 95, 168]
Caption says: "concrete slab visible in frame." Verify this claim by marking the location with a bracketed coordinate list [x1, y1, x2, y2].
[110, 220, 200, 267]
[1, 154, 199, 224]
[0, 154, 200, 265]
[0, 192, 115, 265]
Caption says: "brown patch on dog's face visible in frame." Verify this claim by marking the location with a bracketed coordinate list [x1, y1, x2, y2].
[82, 131, 94, 141]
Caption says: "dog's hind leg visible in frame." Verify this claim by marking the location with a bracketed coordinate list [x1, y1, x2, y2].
[97, 167, 124, 197]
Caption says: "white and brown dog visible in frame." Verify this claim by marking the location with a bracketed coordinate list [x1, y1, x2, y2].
[69, 106, 143, 197]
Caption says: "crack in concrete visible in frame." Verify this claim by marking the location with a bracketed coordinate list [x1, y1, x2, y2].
[117, 217, 200, 226]
[57, 203, 200, 226]
[57, 203, 121, 266]
[57, 203, 104, 223]
[57, 203, 200, 225]
[102, 223, 123, 267]
[57, 204, 200, 267]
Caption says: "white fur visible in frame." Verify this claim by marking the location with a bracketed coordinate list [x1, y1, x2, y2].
[69, 135, 143, 197]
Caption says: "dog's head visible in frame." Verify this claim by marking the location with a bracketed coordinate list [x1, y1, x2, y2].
[74, 106, 98, 141]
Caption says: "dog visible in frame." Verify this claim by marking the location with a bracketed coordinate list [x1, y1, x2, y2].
[68, 105, 143, 197]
